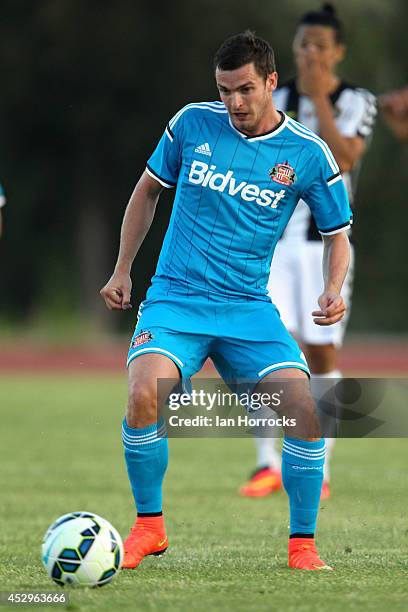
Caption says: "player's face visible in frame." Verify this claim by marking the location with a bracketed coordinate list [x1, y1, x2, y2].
[216, 63, 277, 135]
[293, 25, 345, 72]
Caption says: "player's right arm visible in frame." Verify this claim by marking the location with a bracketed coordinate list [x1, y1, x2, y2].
[100, 172, 164, 310]
[101, 106, 186, 310]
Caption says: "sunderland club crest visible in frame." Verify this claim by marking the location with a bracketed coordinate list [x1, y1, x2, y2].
[269, 161, 296, 186]
[131, 330, 154, 348]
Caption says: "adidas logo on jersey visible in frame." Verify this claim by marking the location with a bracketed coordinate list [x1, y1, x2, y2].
[194, 142, 212, 156]
[188, 160, 286, 208]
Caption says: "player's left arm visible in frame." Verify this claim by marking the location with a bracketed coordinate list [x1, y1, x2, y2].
[312, 231, 350, 326]
[301, 142, 352, 326]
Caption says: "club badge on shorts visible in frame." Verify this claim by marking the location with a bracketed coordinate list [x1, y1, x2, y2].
[131, 330, 154, 348]
[269, 161, 296, 186]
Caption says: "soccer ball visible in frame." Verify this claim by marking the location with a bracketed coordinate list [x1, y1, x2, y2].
[41, 511, 123, 587]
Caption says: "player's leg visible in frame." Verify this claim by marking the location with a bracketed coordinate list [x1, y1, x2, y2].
[122, 319, 211, 569]
[214, 303, 331, 569]
[300, 242, 354, 498]
[257, 368, 331, 570]
[121, 353, 179, 569]
[239, 394, 282, 496]
[306, 349, 341, 499]
[240, 242, 298, 497]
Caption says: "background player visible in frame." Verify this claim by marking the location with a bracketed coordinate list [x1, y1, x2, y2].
[101, 32, 351, 571]
[240, 4, 377, 500]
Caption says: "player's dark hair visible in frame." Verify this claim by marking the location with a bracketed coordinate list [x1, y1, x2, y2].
[298, 3, 344, 43]
[214, 30, 276, 79]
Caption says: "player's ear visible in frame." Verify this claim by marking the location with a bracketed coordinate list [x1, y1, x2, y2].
[268, 72, 278, 92]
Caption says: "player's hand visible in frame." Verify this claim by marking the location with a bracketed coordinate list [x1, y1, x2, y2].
[100, 272, 133, 311]
[296, 49, 332, 99]
[312, 291, 346, 326]
[379, 86, 408, 116]
[379, 86, 408, 142]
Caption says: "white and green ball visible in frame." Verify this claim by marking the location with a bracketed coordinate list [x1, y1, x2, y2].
[41, 512, 123, 587]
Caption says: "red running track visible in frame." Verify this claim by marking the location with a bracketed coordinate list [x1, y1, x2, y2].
[0, 339, 407, 375]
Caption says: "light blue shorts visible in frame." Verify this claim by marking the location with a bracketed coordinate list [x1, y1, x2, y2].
[127, 297, 309, 391]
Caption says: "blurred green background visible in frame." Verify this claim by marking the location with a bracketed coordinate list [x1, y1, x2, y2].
[0, 0, 407, 338]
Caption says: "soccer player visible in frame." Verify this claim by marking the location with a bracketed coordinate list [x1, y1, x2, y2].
[240, 4, 377, 500]
[100, 31, 351, 571]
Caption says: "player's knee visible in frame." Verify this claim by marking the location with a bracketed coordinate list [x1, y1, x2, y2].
[281, 392, 321, 438]
[304, 397, 319, 421]
[300, 396, 322, 438]
[127, 381, 157, 428]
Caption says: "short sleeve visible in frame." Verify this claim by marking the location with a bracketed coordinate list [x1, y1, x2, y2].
[146, 109, 185, 188]
[337, 88, 377, 140]
[302, 144, 352, 235]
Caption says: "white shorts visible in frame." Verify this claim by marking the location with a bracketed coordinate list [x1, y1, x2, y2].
[267, 239, 354, 347]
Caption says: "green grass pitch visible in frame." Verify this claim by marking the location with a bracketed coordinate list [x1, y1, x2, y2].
[1, 375, 407, 611]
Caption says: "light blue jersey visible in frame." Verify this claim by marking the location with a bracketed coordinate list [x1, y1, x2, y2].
[146, 102, 351, 304]
[128, 102, 351, 379]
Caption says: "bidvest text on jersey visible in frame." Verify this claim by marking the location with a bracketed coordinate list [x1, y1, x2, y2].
[189, 160, 286, 208]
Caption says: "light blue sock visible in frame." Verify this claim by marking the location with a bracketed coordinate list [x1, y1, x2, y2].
[282, 437, 325, 535]
[121, 418, 168, 514]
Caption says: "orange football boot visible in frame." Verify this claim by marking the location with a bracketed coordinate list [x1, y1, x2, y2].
[321, 481, 331, 500]
[239, 466, 282, 497]
[288, 537, 333, 570]
[122, 515, 168, 569]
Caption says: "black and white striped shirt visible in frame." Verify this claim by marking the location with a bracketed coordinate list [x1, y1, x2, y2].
[274, 79, 376, 241]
